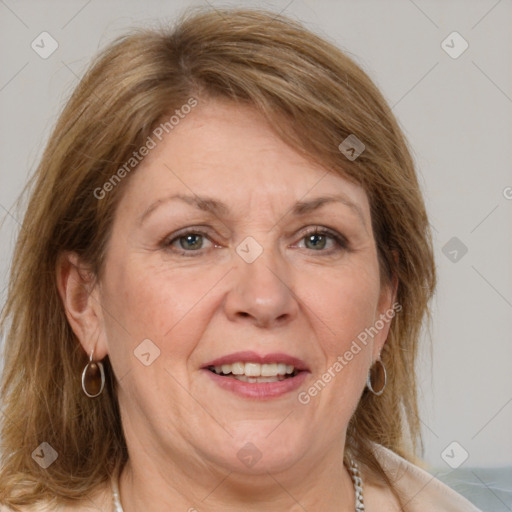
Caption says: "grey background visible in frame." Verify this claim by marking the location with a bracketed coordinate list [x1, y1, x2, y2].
[1, 0, 511, 508]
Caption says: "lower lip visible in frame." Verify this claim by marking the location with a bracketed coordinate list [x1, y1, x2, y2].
[202, 369, 309, 399]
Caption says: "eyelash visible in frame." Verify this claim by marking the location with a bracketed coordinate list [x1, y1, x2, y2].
[161, 226, 349, 257]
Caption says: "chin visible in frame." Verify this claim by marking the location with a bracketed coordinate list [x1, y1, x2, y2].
[205, 429, 309, 475]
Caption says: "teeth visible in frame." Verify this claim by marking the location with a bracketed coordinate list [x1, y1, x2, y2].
[231, 362, 245, 375]
[245, 362, 261, 377]
[233, 375, 288, 383]
[211, 362, 296, 377]
[261, 363, 278, 376]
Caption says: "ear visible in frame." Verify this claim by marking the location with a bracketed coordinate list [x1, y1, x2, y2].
[56, 252, 109, 360]
[372, 253, 399, 360]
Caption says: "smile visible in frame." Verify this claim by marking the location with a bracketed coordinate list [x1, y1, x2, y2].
[201, 352, 310, 399]
[207, 362, 299, 382]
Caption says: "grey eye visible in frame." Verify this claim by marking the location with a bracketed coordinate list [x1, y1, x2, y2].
[178, 233, 204, 250]
[304, 233, 328, 250]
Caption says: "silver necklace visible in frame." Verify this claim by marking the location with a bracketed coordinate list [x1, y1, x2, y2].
[112, 458, 365, 511]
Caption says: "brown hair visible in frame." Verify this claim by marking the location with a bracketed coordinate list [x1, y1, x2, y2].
[0, 6, 435, 509]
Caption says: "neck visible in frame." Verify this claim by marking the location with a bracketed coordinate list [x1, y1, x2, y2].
[117, 441, 356, 512]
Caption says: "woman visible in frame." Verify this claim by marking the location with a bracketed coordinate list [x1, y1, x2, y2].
[0, 7, 482, 512]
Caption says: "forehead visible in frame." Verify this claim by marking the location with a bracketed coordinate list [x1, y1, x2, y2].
[120, 99, 370, 219]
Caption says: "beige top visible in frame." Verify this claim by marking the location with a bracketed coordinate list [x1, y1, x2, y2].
[1, 444, 483, 511]
[372, 443, 483, 511]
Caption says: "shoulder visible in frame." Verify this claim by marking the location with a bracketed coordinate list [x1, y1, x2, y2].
[369, 443, 483, 512]
[362, 477, 403, 512]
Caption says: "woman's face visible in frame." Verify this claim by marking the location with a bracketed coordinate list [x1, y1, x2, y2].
[91, 99, 394, 475]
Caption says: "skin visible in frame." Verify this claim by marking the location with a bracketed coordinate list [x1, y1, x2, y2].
[57, 99, 398, 512]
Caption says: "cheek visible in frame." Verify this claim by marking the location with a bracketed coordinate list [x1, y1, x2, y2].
[99, 256, 222, 424]
[100, 253, 223, 363]
[298, 266, 379, 412]
[298, 261, 381, 351]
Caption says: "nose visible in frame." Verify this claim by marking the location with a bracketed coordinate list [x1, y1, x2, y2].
[223, 248, 299, 329]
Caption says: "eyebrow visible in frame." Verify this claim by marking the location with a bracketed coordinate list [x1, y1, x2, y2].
[138, 193, 367, 227]
[138, 194, 229, 225]
[293, 195, 365, 224]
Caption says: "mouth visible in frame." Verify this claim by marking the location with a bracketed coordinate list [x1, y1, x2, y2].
[201, 351, 309, 398]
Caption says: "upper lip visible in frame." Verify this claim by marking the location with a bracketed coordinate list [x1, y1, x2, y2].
[202, 351, 310, 371]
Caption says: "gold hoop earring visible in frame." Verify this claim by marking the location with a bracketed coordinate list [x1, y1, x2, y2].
[366, 359, 387, 396]
[81, 348, 105, 398]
